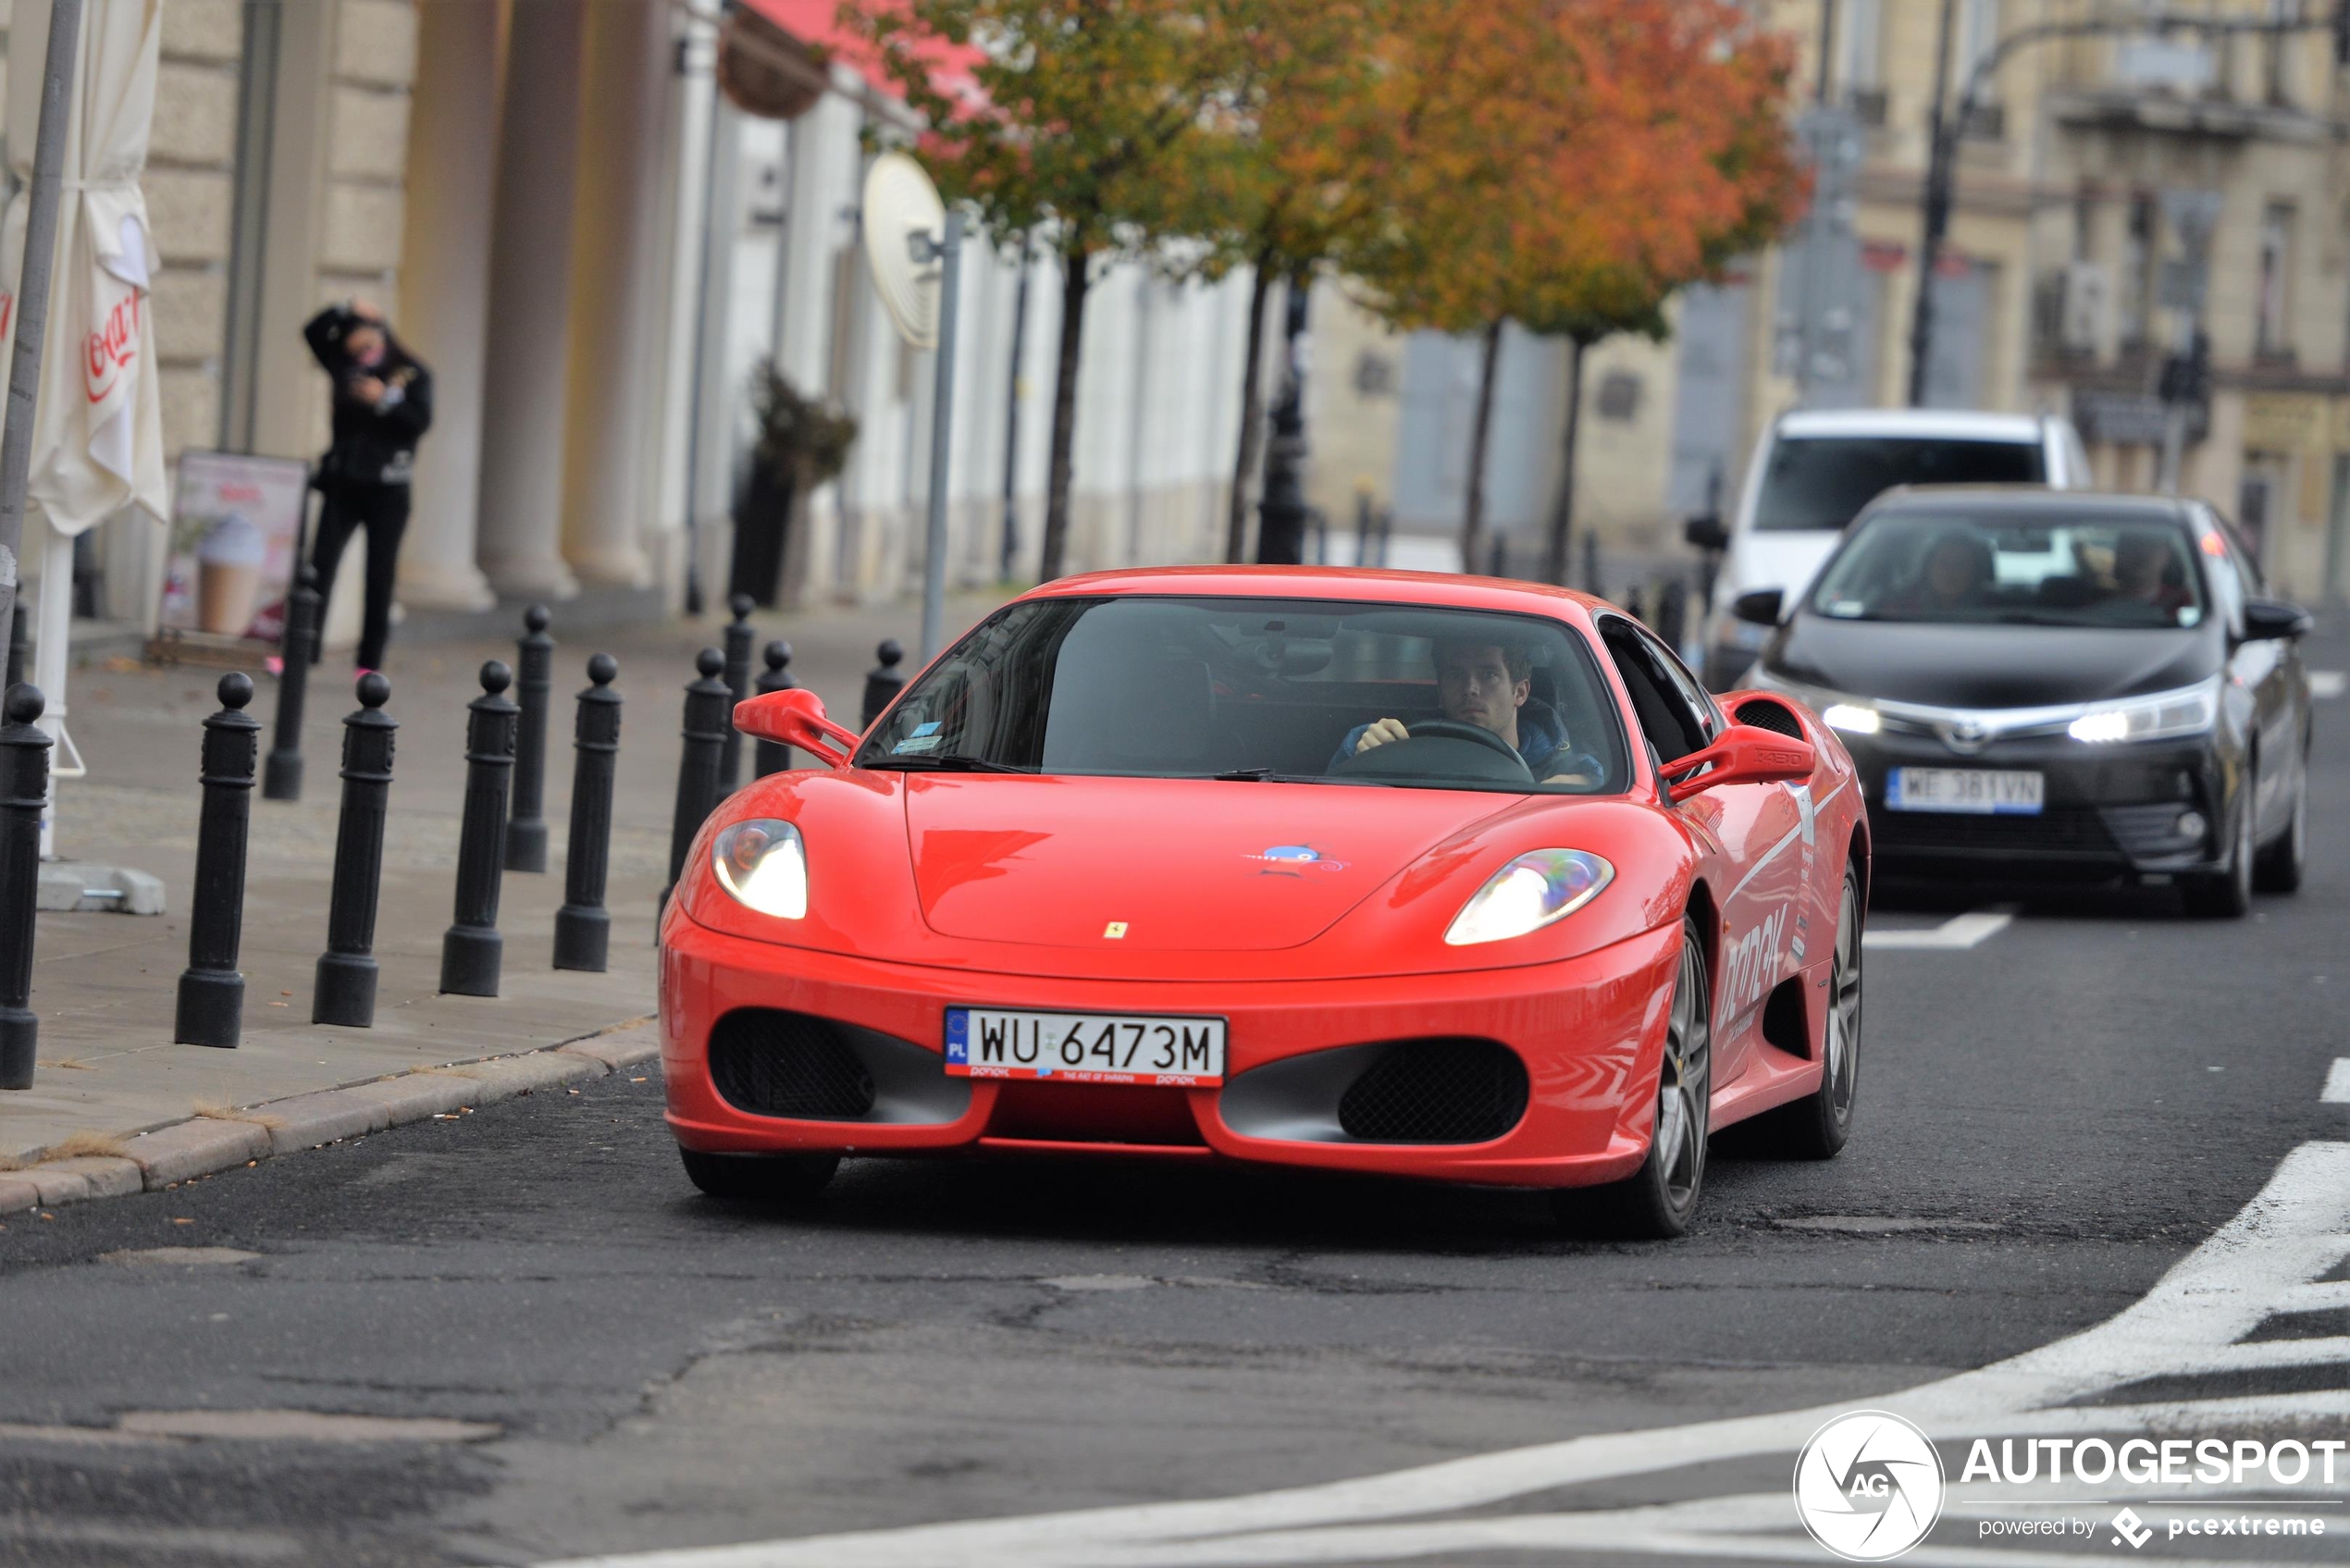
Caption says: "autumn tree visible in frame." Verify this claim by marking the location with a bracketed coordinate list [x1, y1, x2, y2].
[1164, 0, 1394, 563]
[1344, 1, 1800, 583]
[847, 0, 1251, 582]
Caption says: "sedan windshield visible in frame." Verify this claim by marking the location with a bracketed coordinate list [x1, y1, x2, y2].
[1752, 437, 2045, 532]
[857, 596, 1631, 795]
[1808, 511, 2208, 629]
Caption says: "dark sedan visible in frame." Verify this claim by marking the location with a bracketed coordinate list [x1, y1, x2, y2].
[1734, 488, 2311, 915]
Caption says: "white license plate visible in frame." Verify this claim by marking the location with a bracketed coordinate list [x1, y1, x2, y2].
[945, 1008, 1227, 1086]
[1886, 768, 2045, 815]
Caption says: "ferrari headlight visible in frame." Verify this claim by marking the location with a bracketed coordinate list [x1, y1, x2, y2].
[1444, 850, 1614, 946]
[2065, 678, 2220, 745]
[711, 819, 807, 919]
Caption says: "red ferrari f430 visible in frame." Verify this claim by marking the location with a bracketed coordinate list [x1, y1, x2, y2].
[659, 569, 1867, 1237]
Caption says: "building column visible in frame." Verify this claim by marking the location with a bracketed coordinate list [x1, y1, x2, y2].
[558, 0, 665, 588]
[475, 0, 584, 600]
[393, 0, 498, 611]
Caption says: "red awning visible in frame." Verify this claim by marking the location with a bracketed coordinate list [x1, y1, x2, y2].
[735, 0, 981, 104]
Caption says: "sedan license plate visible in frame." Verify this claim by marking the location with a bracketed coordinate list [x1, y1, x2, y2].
[1886, 767, 2045, 815]
[945, 1007, 1227, 1086]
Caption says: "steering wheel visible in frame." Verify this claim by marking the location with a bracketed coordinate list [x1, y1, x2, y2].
[1406, 719, 1524, 764]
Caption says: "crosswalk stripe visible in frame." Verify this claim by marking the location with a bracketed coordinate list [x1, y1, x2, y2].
[1863, 909, 2013, 951]
[537, 1141, 2350, 1568]
[2325, 1057, 2350, 1103]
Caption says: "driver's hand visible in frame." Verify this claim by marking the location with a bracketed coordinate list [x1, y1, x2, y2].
[1354, 718, 1410, 754]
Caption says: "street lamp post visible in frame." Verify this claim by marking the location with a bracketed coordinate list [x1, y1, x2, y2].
[1255, 274, 1311, 566]
[1905, 6, 2341, 410]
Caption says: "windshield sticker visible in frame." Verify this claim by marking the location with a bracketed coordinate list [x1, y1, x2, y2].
[893, 735, 942, 754]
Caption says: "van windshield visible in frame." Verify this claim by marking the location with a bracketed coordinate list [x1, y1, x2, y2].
[1752, 437, 2045, 532]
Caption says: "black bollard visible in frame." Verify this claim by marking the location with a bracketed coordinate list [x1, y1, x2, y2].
[440, 661, 518, 997]
[860, 638, 906, 729]
[262, 563, 319, 801]
[0, 685, 52, 1090]
[175, 673, 262, 1049]
[504, 604, 554, 873]
[313, 673, 397, 1027]
[553, 655, 622, 972]
[665, 648, 731, 910]
[719, 593, 757, 789]
[753, 639, 797, 778]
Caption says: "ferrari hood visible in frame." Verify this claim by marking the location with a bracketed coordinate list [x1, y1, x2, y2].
[904, 774, 1514, 951]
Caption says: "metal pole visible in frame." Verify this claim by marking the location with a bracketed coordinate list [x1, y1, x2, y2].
[664, 648, 731, 911]
[920, 209, 964, 663]
[719, 593, 756, 787]
[440, 661, 518, 996]
[262, 563, 318, 800]
[1255, 275, 1311, 564]
[0, 685, 50, 1088]
[503, 604, 554, 872]
[1815, 0, 1837, 105]
[313, 673, 396, 1027]
[0, 0, 82, 686]
[175, 673, 261, 1049]
[999, 236, 1032, 582]
[753, 639, 797, 777]
[1907, 0, 1960, 408]
[553, 654, 622, 973]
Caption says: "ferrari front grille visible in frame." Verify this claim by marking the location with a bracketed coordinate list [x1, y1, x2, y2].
[708, 1009, 877, 1120]
[1337, 1039, 1528, 1144]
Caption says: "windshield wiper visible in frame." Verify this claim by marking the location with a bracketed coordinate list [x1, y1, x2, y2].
[1209, 767, 1338, 783]
[862, 753, 1033, 773]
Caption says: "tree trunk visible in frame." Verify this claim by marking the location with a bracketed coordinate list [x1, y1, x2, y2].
[1459, 318, 1504, 576]
[1225, 262, 1275, 563]
[1541, 333, 1590, 587]
[1039, 248, 1092, 583]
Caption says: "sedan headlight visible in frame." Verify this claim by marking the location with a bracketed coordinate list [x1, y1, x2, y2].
[711, 819, 808, 919]
[2065, 679, 2220, 745]
[1444, 850, 1614, 946]
[1819, 702, 1881, 735]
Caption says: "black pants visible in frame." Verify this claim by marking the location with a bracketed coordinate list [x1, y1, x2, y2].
[310, 480, 410, 670]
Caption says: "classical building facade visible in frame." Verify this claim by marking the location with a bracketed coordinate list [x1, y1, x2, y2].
[18, 0, 1262, 655]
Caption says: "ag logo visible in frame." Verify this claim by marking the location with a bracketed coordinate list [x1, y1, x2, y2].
[1793, 1410, 1945, 1561]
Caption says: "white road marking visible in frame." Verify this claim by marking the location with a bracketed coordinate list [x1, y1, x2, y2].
[2325, 1058, 2350, 1103]
[2308, 670, 2345, 700]
[1862, 908, 2014, 951]
[538, 1141, 2350, 1568]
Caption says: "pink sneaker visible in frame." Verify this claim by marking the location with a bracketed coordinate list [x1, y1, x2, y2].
[356, 666, 378, 677]
[265, 655, 284, 676]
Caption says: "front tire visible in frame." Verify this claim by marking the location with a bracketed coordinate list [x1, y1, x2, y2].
[1750, 861, 1862, 1159]
[2253, 761, 2306, 895]
[1560, 917, 1711, 1240]
[2183, 786, 2255, 919]
[680, 1148, 839, 1202]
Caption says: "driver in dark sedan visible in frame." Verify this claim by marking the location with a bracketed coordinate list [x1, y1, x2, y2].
[1334, 638, 1601, 784]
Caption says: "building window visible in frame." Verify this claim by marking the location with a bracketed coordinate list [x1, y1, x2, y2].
[2257, 203, 2294, 360]
[1954, 0, 2001, 103]
[1838, 0, 1882, 93]
[2265, 0, 2303, 106]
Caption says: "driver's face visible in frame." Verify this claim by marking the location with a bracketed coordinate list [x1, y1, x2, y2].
[1436, 646, 1528, 738]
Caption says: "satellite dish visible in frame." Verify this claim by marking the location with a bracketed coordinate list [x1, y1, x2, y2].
[862, 152, 947, 350]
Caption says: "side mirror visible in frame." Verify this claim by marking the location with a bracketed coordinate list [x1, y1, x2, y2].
[733, 688, 862, 769]
[2241, 598, 2313, 641]
[1684, 513, 1729, 553]
[1665, 723, 1815, 803]
[1731, 587, 1785, 625]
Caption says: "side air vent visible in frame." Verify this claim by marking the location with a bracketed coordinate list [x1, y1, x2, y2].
[708, 1009, 877, 1120]
[1337, 1039, 1529, 1144]
[1734, 698, 1804, 738]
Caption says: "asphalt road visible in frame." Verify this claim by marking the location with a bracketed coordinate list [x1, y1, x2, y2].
[3, 648, 2346, 1566]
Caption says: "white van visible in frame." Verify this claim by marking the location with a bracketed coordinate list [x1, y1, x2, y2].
[1694, 409, 2090, 688]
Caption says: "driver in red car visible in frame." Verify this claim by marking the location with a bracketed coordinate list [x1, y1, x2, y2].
[1334, 638, 1601, 785]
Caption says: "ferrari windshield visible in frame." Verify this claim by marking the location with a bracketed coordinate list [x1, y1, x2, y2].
[856, 596, 1631, 795]
[1809, 510, 2208, 629]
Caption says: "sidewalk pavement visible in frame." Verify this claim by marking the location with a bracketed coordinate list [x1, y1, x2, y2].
[2, 589, 1010, 1204]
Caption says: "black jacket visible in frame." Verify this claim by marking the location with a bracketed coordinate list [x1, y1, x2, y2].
[303, 305, 432, 487]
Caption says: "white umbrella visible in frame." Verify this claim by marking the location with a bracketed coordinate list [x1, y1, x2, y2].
[0, 0, 167, 859]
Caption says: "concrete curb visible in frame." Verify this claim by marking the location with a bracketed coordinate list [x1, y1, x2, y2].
[0, 1019, 661, 1217]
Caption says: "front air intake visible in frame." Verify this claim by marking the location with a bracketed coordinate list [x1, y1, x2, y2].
[1337, 1039, 1528, 1144]
[708, 1009, 877, 1120]
[1733, 698, 1804, 738]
